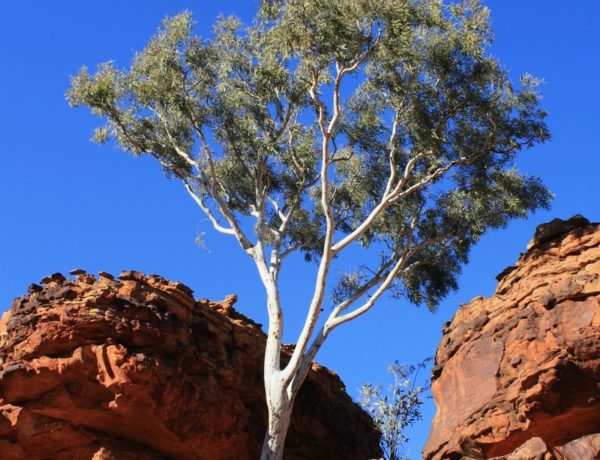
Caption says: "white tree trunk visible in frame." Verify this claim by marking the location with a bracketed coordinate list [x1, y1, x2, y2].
[260, 380, 294, 460]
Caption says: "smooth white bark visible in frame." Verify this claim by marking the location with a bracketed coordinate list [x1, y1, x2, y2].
[260, 380, 293, 460]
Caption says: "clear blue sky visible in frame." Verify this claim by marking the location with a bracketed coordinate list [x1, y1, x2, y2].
[1, 1, 598, 457]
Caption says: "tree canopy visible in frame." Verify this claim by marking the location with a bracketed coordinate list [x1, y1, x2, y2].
[68, 1, 550, 311]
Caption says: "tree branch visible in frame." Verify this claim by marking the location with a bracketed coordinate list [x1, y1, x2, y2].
[331, 150, 429, 254]
[196, 131, 255, 252]
[184, 182, 237, 236]
[290, 223, 455, 392]
[283, 64, 348, 384]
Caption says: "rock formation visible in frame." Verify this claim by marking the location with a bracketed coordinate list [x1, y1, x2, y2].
[0, 271, 381, 459]
[424, 216, 600, 460]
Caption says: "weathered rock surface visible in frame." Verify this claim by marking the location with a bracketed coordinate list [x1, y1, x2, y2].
[0, 271, 381, 459]
[424, 217, 600, 460]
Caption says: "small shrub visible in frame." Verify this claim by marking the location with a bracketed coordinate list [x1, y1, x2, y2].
[359, 359, 431, 460]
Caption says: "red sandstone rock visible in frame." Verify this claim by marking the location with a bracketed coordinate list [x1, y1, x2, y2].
[424, 218, 600, 460]
[0, 272, 381, 459]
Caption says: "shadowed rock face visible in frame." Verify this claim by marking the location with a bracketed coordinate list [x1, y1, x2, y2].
[424, 217, 600, 460]
[0, 271, 381, 460]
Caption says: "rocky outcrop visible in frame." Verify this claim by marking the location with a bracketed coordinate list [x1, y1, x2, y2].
[0, 271, 381, 460]
[424, 216, 600, 460]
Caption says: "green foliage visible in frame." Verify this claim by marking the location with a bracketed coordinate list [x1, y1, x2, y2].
[67, 0, 551, 311]
[359, 359, 431, 460]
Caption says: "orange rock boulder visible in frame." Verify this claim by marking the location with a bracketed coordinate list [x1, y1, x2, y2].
[424, 216, 600, 460]
[0, 271, 381, 459]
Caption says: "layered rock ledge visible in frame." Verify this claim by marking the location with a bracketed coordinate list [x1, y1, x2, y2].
[0, 271, 381, 459]
[424, 216, 600, 460]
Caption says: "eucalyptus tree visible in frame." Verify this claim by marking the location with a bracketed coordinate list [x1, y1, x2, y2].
[67, 0, 550, 458]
